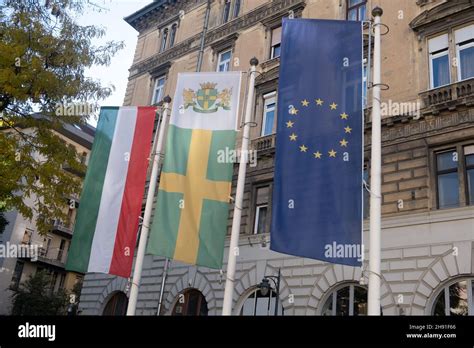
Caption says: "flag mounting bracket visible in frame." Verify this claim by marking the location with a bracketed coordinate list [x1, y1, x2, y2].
[371, 22, 389, 36]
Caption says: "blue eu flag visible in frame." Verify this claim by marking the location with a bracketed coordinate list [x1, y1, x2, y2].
[270, 19, 363, 266]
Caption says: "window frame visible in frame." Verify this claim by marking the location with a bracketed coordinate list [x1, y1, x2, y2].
[431, 142, 474, 210]
[346, 0, 367, 21]
[151, 75, 166, 105]
[261, 91, 277, 136]
[160, 28, 168, 53]
[222, 0, 231, 24]
[270, 26, 282, 60]
[431, 278, 473, 316]
[429, 48, 451, 89]
[320, 282, 368, 316]
[253, 204, 268, 235]
[456, 40, 474, 81]
[169, 23, 178, 48]
[217, 49, 232, 72]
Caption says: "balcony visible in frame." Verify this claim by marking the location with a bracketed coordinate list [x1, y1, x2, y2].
[420, 78, 474, 115]
[36, 247, 68, 268]
[62, 163, 86, 177]
[251, 133, 276, 156]
[50, 220, 74, 238]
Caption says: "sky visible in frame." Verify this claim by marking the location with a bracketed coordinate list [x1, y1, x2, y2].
[78, 0, 153, 126]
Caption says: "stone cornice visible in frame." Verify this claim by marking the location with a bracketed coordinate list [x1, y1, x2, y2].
[410, 0, 474, 37]
[128, 0, 306, 79]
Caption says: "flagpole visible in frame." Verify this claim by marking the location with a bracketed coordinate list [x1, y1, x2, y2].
[126, 96, 172, 316]
[222, 57, 259, 315]
[368, 7, 383, 316]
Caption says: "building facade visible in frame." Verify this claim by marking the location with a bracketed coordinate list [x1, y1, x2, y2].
[79, 0, 474, 316]
[0, 121, 95, 314]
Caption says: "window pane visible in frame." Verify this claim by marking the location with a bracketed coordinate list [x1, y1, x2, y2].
[349, 0, 364, 6]
[321, 296, 333, 316]
[221, 50, 231, 61]
[222, 0, 231, 23]
[438, 172, 459, 208]
[233, 0, 240, 18]
[263, 108, 275, 135]
[467, 169, 474, 205]
[271, 44, 281, 59]
[466, 154, 474, 167]
[433, 289, 446, 316]
[460, 46, 474, 80]
[256, 206, 267, 234]
[241, 292, 256, 315]
[432, 54, 450, 87]
[437, 151, 457, 171]
[353, 286, 367, 316]
[358, 5, 366, 21]
[336, 286, 350, 316]
[449, 281, 469, 316]
[348, 8, 357, 21]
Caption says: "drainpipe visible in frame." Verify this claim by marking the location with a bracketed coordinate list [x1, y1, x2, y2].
[196, 0, 211, 72]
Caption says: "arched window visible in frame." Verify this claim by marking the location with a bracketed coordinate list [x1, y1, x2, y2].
[172, 289, 208, 316]
[160, 28, 168, 53]
[432, 278, 473, 316]
[103, 291, 128, 316]
[321, 283, 367, 316]
[222, 0, 231, 24]
[240, 288, 284, 315]
[169, 24, 177, 48]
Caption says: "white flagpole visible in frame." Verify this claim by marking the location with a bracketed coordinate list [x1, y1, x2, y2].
[368, 7, 383, 316]
[126, 97, 172, 316]
[222, 57, 259, 315]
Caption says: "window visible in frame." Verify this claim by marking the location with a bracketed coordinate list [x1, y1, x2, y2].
[151, 76, 166, 105]
[261, 92, 276, 136]
[172, 289, 208, 316]
[321, 283, 367, 316]
[253, 186, 270, 234]
[233, 0, 241, 18]
[432, 278, 473, 316]
[222, 0, 231, 24]
[455, 25, 474, 81]
[10, 261, 24, 290]
[103, 291, 128, 316]
[270, 26, 282, 59]
[346, 0, 366, 21]
[169, 24, 177, 48]
[240, 289, 283, 315]
[217, 49, 231, 72]
[429, 34, 450, 88]
[465, 145, 474, 204]
[21, 229, 32, 245]
[362, 59, 368, 107]
[59, 274, 66, 290]
[160, 28, 168, 53]
[436, 150, 459, 209]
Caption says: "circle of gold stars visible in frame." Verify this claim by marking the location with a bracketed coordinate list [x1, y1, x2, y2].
[287, 98, 352, 160]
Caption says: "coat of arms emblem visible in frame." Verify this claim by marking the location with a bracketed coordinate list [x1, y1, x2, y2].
[183, 82, 232, 113]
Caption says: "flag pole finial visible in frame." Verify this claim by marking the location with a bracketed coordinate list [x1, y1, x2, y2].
[250, 57, 259, 66]
[372, 6, 383, 17]
[163, 95, 172, 103]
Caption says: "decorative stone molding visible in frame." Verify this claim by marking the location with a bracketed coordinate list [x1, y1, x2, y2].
[129, 0, 306, 79]
[210, 32, 239, 54]
[419, 78, 474, 115]
[163, 269, 216, 315]
[98, 276, 129, 314]
[233, 263, 293, 315]
[410, 244, 473, 315]
[410, 0, 474, 38]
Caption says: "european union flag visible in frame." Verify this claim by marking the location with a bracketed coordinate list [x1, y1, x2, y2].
[270, 19, 363, 266]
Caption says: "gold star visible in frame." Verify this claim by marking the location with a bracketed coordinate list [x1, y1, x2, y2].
[290, 107, 299, 115]
[328, 149, 337, 157]
[301, 99, 309, 107]
[340, 139, 348, 147]
[286, 120, 294, 128]
[330, 102, 337, 110]
[344, 126, 352, 133]
[299, 145, 308, 152]
[313, 151, 322, 159]
[289, 133, 298, 141]
[315, 98, 323, 106]
[340, 112, 348, 120]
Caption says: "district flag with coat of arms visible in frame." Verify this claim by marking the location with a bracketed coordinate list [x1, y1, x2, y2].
[148, 72, 242, 269]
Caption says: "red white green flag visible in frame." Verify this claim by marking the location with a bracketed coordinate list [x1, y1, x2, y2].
[66, 106, 156, 277]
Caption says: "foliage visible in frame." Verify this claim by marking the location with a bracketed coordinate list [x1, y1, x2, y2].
[0, 0, 123, 234]
[11, 270, 68, 315]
